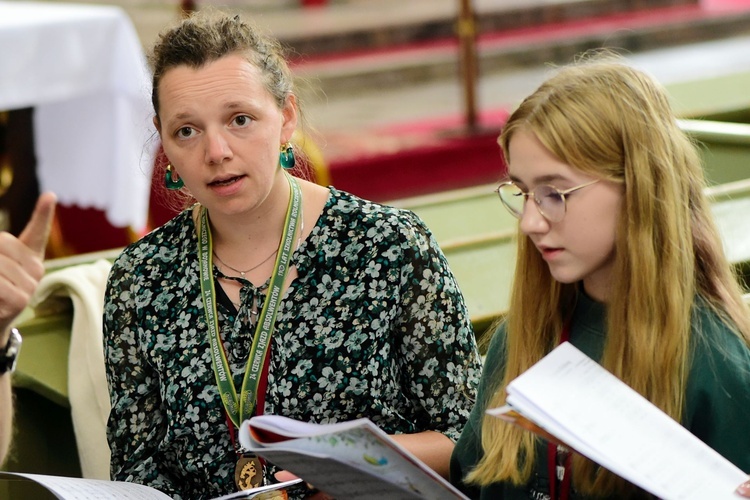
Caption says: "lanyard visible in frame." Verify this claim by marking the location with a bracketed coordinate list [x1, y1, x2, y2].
[548, 321, 572, 500]
[226, 348, 272, 456]
[197, 173, 302, 428]
[547, 443, 572, 500]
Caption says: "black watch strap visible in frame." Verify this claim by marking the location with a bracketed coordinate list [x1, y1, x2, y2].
[0, 328, 22, 375]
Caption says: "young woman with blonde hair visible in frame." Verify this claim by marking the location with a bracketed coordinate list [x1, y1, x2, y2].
[450, 57, 750, 498]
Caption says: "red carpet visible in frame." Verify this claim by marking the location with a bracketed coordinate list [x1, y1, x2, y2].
[325, 109, 509, 202]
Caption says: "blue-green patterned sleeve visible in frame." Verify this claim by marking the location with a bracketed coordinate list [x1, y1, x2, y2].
[103, 251, 183, 499]
[393, 210, 483, 442]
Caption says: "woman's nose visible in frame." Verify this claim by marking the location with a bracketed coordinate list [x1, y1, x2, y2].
[519, 199, 550, 235]
[204, 129, 233, 164]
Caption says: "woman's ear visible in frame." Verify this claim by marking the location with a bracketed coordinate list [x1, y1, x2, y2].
[280, 94, 298, 143]
[153, 116, 162, 135]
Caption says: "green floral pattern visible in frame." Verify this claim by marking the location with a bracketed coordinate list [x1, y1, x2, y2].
[104, 188, 482, 499]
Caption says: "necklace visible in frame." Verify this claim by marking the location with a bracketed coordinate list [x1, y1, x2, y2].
[212, 216, 306, 279]
[213, 249, 277, 278]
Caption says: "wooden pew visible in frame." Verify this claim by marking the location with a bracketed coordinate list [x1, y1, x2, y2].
[679, 119, 750, 187]
[668, 70, 750, 124]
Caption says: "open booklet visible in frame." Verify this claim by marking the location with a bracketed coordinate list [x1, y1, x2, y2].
[238, 415, 469, 500]
[0, 471, 302, 499]
[491, 341, 748, 500]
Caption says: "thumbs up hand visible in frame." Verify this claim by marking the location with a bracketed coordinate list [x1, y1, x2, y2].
[0, 192, 56, 338]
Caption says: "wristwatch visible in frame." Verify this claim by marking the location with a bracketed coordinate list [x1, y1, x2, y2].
[0, 328, 21, 375]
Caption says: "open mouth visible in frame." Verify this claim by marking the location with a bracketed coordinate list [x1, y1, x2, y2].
[210, 175, 243, 186]
[540, 247, 563, 259]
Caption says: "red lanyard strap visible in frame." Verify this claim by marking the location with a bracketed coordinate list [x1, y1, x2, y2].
[560, 320, 570, 344]
[548, 320, 572, 499]
[547, 443, 572, 500]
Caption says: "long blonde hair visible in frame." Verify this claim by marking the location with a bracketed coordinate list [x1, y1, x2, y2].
[468, 57, 750, 495]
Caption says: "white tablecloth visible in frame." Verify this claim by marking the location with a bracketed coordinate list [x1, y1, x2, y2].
[0, 1, 155, 230]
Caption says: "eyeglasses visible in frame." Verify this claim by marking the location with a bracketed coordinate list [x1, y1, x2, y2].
[495, 179, 600, 223]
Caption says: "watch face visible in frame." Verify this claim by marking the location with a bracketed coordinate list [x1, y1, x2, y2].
[0, 328, 21, 375]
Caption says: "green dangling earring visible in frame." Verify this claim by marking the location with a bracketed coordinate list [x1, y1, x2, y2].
[279, 142, 295, 170]
[165, 164, 184, 190]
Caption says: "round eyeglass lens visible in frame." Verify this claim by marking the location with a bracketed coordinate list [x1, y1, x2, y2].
[497, 183, 525, 218]
[535, 185, 566, 222]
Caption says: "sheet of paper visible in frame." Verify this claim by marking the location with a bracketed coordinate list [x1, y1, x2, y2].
[247, 415, 376, 440]
[240, 415, 468, 500]
[0, 472, 171, 499]
[0, 472, 303, 500]
[492, 342, 747, 500]
[248, 448, 426, 500]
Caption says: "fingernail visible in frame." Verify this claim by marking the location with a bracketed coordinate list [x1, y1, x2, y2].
[736, 481, 750, 496]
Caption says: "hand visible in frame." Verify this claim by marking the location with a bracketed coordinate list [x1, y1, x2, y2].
[0, 192, 56, 338]
[274, 470, 333, 499]
[737, 477, 750, 497]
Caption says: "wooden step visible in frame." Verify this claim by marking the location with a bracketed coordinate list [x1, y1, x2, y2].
[291, 3, 750, 96]
[277, 0, 701, 57]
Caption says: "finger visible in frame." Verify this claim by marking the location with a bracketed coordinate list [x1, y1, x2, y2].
[274, 470, 300, 483]
[0, 252, 38, 332]
[18, 192, 57, 256]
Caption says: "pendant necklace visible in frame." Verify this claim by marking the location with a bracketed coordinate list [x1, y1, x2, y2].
[213, 219, 305, 280]
[213, 248, 277, 278]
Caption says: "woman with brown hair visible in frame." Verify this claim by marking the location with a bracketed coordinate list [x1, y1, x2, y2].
[103, 10, 481, 499]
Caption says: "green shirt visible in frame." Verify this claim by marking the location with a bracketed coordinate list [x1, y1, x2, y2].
[450, 292, 750, 499]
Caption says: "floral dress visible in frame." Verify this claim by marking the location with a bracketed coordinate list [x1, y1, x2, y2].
[104, 187, 483, 499]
